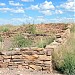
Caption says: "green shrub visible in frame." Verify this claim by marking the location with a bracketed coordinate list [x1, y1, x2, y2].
[62, 24, 68, 30]
[37, 37, 55, 48]
[13, 34, 32, 47]
[37, 38, 46, 48]
[0, 27, 9, 32]
[53, 25, 75, 75]
[26, 24, 36, 34]
[62, 53, 75, 75]
[0, 37, 3, 42]
[54, 53, 75, 75]
[70, 24, 75, 33]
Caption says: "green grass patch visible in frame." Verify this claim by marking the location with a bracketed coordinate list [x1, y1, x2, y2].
[13, 34, 32, 48]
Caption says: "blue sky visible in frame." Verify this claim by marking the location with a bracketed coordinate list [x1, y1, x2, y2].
[0, 0, 75, 25]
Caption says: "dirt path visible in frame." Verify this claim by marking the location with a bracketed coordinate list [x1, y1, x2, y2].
[0, 68, 63, 75]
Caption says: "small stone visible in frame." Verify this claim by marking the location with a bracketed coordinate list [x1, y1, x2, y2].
[18, 65, 23, 69]
[25, 54, 38, 60]
[38, 55, 52, 61]
[35, 48, 44, 51]
[29, 65, 42, 70]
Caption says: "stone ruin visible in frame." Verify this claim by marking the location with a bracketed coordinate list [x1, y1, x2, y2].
[0, 47, 52, 72]
[0, 24, 72, 72]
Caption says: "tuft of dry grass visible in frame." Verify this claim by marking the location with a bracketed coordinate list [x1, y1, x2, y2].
[53, 24, 75, 75]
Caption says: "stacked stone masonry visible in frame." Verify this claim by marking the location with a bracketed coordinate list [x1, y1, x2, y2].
[0, 24, 71, 72]
[0, 47, 52, 72]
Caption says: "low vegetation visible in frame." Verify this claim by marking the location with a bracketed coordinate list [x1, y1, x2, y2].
[13, 34, 32, 48]
[26, 24, 36, 34]
[53, 24, 75, 75]
[37, 37, 55, 48]
[13, 34, 54, 48]
[0, 27, 9, 32]
[0, 36, 3, 42]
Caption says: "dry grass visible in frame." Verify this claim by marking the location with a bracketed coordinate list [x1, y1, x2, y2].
[53, 24, 75, 75]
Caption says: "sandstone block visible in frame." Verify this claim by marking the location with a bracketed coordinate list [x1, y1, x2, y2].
[55, 38, 63, 43]
[34, 48, 44, 51]
[8, 62, 14, 66]
[38, 55, 52, 61]
[20, 47, 29, 51]
[22, 51, 33, 55]
[30, 47, 38, 50]
[11, 59, 24, 62]
[0, 56, 3, 61]
[4, 59, 10, 62]
[1, 62, 8, 68]
[3, 55, 11, 59]
[18, 65, 23, 69]
[45, 50, 52, 56]
[37, 51, 45, 55]
[35, 60, 43, 64]
[44, 61, 51, 65]
[29, 65, 42, 70]
[24, 54, 38, 61]
[12, 55, 22, 59]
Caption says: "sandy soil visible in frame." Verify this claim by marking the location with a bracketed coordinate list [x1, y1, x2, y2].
[0, 68, 63, 75]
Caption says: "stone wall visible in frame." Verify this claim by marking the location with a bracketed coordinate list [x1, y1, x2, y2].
[0, 47, 52, 72]
[45, 24, 71, 69]
[0, 24, 71, 72]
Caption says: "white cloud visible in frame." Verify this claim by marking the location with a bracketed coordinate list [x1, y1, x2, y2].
[40, 10, 52, 15]
[0, 18, 13, 25]
[35, 17, 46, 24]
[39, 1, 55, 10]
[0, 7, 25, 13]
[0, 3, 6, 6]
[12, 18, 24, 22]
[68, 0, 74, 1]
[55, 10, 63, 14]
[61, 17, 75, 23]
[21, 0, 34, 2]
[27, 1, 55, 15]
[12, 16, 34, 24]
[27, 5, 39, 10]
[11, 7, 25, 13]
[48, 17, 75, 23]
[37, 16, 44, 18]
[11, 16, 47, 24]
[0, 17, 74, 25]
[28, 1, 55, 10]
[60, 0, 75, 12]
[9, 1, 23, 6]
[0, 8, 11, 12]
